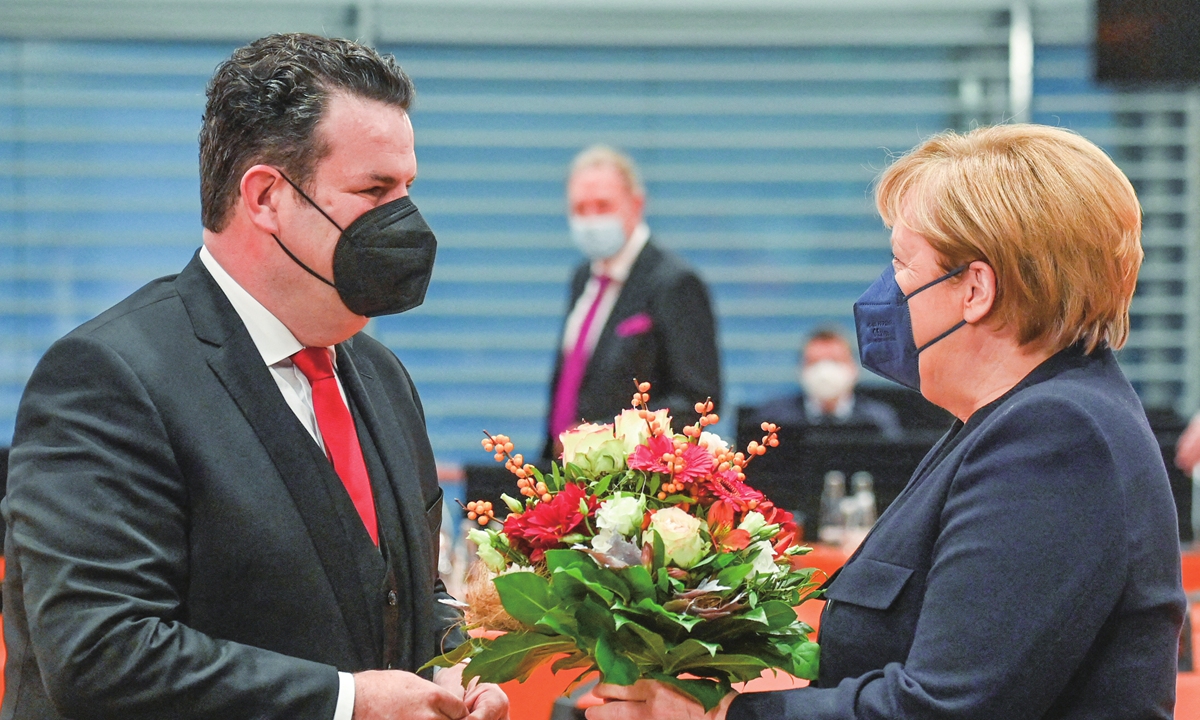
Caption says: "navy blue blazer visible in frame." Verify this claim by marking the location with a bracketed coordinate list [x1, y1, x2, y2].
[729, 345, 1186, 719]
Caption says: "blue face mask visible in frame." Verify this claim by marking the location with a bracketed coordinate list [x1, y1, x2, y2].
[853, 263, 969, 391]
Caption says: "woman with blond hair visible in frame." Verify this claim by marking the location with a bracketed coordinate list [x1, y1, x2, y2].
[587, 124, 1186, 720]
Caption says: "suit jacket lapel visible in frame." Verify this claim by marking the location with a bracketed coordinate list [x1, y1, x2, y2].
[175, 254, 379, 669]
[587, 241, 663, 380]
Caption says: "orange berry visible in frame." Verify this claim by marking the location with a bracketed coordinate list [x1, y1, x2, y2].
[467, 511, 477, 520]
[638, 382, 651, 393]
[708, 413, 719, 424]
[494, 453, 504, 462]
[536, 482, 548, 494]
[769, 437, 779, 447]
[657, 492, 667, 500]
[482, 440, 494, 451]
[512, 454, 524, 465]
[541, 493, 552, 503]
[477, 516, 489, 526]
[503, 442, 514, 453]
[694, 402, 706, 414]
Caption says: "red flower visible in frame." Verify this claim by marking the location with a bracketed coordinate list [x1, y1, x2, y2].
[628, 435, 714, 483]
[503, 483, 599, 562]
[675, 443, 715, 483]
[628, 435, 675, 473]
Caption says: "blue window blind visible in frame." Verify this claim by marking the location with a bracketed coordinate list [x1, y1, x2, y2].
[1, 36, 1193, 461]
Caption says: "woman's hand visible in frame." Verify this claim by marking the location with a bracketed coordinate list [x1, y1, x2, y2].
[584, 680, 735, 720]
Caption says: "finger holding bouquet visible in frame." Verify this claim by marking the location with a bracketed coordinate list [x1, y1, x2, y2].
[425, 382, 822, 714]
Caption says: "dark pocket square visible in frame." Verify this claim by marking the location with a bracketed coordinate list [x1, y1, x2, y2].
[616, 313, 653, 338]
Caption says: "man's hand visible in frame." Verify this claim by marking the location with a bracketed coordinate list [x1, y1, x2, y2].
[353, 670, 468, 720]
[1177, 412, 1200, 472]
[585, 681, 734, 720]
[464, 682, 509, 720]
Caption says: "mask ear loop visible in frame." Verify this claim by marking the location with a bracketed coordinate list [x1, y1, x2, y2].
[902, 263, 972, 354]
[269, 170, 343, 289]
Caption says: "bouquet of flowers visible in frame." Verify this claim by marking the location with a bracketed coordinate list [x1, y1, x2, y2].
[426, 382, 821, 710]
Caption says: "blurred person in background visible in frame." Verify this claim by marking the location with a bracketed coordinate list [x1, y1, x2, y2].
[751, 327, 901, 439]
[544, 145, 721, 459]
[587, 124, 1185, 720]
[2, 34, 505, 720]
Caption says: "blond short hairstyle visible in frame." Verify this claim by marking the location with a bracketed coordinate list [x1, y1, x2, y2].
[569, 144, 645, 196]
[876, 124, 1143, 353]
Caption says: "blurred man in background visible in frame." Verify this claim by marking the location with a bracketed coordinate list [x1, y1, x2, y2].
[544, 145, 720, 458]
[752, 328, 902, 438]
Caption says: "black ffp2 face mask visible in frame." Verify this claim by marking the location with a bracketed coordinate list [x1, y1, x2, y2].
[273, 172, 437, 318]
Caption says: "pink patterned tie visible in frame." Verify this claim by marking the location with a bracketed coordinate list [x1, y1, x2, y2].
[550, 275, 613, 441]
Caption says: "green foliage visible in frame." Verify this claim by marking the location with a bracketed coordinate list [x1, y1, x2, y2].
[427, 510, 821, 714]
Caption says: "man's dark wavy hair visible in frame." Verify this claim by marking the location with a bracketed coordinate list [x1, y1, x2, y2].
[199, 33, 414, 232]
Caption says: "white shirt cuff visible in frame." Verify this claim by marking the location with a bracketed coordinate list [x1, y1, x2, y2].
[333, 671, 356, 720]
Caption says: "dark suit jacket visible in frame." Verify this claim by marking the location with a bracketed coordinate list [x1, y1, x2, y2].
[730, 345, 1186, 719]
[1, 254, 463, 719]
[544, 240, 721, 458]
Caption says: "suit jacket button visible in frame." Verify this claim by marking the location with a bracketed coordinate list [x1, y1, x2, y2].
[387, 590, 398, 606]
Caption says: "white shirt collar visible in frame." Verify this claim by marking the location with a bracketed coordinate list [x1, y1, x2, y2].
[199, 246, 307, 367]
[591, 221, 650, 282]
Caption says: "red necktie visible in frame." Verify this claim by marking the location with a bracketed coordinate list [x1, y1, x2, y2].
[292, 347, 379, 546]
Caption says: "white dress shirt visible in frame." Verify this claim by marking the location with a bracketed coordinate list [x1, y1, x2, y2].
[198, 246, 356, 720]
[561, 221, 651, 355]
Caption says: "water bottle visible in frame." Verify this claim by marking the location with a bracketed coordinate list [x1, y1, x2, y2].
[818, 471, 846, 545]
[840, 472, 877, 552]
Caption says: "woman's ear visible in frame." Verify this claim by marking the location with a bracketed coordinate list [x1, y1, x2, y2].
[240, 164, 285, 236]
[961, 260, 997, 324]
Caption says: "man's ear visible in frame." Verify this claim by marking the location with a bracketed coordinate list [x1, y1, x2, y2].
[240, 164, 286, 236]
[961, 260, 997, 324]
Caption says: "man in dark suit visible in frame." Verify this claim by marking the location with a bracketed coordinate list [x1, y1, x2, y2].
[751, 328, 902, 439]
[544, 146, 721, 458]
[1, 34, 505, 720]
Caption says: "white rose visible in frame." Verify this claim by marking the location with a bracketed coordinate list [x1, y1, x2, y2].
[698, 431, 729, 453]
[749, 540, 782, 578]
[595, 493, 646, 537]
[468, 528, 507, 574]
[560, 423, 616, 464]
[613, 409, 649, 454]
[646, 507, 707, 569]
[737, 511, 767, 536]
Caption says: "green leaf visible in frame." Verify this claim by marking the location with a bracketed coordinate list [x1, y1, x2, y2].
[417, 636, 481, 672]
[545, 548, 588, 574]
[618, 620, 670, 666]
[551, 651, 594, 673]
[619, 597, 703, 631]
[550, 462, 563, 490]
[564, 462, 585, 482]
[758, 601, 799, 630]
[789, 640, 821, 680]
[652, 531, 666, 570]
[493, 572, 554, 627]
[536, 607, 580, 640]
[576, 597, 617, 645]
[715, 562, 755, 591]
[622, 565, 656, 602]
[592, 472, 616, 498]
[464, 632, 577, 684]
[663, 638, 720, 673]
[558, 567, 616, 604]
[649, 674, 731, 713]
[673, 652, 770, 681]
[596, 633, 641, 685]
[648, 474, 662, 496]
